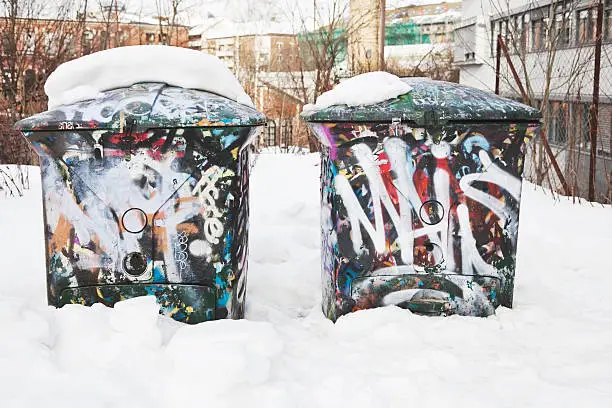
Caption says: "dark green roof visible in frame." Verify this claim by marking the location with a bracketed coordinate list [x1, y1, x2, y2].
[301, 78, 541, 125]
[15, 82, 266, 132]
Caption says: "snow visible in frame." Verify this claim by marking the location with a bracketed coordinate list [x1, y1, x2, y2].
[386, 0, 453, 8]
[191, 17, 294, 39]
[302, 72, 413, 113]
[409, 10, 461, 24]
[386, 42, 452, 58]
[45, 45, 254, 109]
[1, 156, 612, 407]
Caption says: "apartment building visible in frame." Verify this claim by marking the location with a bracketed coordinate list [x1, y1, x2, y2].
[188, 19, 300, 73]
[387, 0, 462, 19]
[454, 0, 612, 201]
[1, 12, 189, 98]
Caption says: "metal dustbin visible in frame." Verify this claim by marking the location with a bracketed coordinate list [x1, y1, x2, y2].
[15, 82, 265, 323]
[302, 78, 541, 321]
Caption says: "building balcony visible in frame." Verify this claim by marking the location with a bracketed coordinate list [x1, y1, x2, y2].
[216, 50, 234, 57]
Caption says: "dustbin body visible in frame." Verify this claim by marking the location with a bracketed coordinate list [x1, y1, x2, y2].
[15, 83, 265, 323]
[302, 78, 541, 321]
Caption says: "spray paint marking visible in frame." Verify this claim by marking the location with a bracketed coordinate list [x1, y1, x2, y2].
[334, 138, 520, 279]
[192, 166, 225, 245]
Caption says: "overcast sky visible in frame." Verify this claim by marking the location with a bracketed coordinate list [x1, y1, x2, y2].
[2, 0, 447, 26]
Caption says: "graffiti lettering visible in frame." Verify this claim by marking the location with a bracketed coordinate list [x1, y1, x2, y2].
[334, 137, 519, 278]
[192, 165, 224, 245]
[175, 231, 189, 270]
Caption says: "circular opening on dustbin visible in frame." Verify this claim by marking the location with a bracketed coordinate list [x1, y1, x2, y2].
[123, 252, 147, 276]
[419, 200, 445, 225]
[122, 208, 147, 233]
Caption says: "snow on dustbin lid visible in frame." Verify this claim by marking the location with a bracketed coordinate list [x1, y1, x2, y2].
[15, 45, 266, 132]
[14, 83, 267, 132]
[301, 76, 541, 126]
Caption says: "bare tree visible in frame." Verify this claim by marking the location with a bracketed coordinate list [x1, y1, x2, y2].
[154, 0, 186, 46]
[455, 0, 611, 203]
[385, 45, 459, 82]
[0, 0, 82, 170]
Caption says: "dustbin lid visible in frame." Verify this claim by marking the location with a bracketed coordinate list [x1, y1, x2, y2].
[15, 82, 267, 132]
[301, 77, 541, 125]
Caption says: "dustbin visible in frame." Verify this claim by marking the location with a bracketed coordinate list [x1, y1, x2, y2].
[15, 82, 265, 323]
[302, 78, 541, 321]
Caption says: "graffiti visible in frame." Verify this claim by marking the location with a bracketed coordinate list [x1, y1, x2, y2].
[175, 231, 189, 270]
[58, 121, 76, 130]
[192, 166, 225, 245]
[21, 125, 258, 323]
[17, 84, 265, 324]
[308, 120, 539, 321]
[15, 83, 266, 132]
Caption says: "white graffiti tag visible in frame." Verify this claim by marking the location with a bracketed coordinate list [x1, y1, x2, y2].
[174, 230, 189, 270]
[334, 137, 521, 278]
[192, 166, 225, 245]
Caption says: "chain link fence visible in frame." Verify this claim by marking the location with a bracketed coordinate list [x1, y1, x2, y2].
[493, 0, 612, 204]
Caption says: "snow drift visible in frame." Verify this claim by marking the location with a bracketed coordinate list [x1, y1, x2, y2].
[0, 155, 611, 407]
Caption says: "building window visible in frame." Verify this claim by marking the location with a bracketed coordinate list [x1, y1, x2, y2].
[499, 19, 508, 44]
[606, 0, 612, 40]
[2, 33, 16, 56]
[552, 5, 571, 47]
[510, 15, 522, 53]
[82, 30, 94, 55]
[551, 102, 569, 145]
[264, 120, 276, 146]
[577, 8, 596, 44]
[24, 31, 35, 55]
[280, 120, 293, 148]
[44, 33, 58, 55]
[531, 16, 547, 51]
[580, 103, 590, 145]
[522, 13, 530, 52]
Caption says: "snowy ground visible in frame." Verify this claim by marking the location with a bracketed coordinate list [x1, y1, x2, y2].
[1, 154, 611, 407]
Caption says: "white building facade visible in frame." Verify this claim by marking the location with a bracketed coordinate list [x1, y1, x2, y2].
[454, 0, 612, 202]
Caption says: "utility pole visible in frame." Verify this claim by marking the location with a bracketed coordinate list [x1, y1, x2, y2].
[588, 0, 603, 201]
[313, 0, 316, 32]
[379, 0, 386, 70]
[495, 34, 501, 94]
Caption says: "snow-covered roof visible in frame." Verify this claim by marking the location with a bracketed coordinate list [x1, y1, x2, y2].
[189, 17, 226, 36]
[385, 42, 452, 58]
[81, 9, 188, 26]
[409, 11, 461, 25]
[386, 0, 458, 8]
[115, 12, 162, 26]
[197, 18, 295, 39]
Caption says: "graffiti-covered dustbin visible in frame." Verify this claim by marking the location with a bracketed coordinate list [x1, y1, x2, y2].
[302, 77, 541, 321]
[15, 83, 266, 323]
